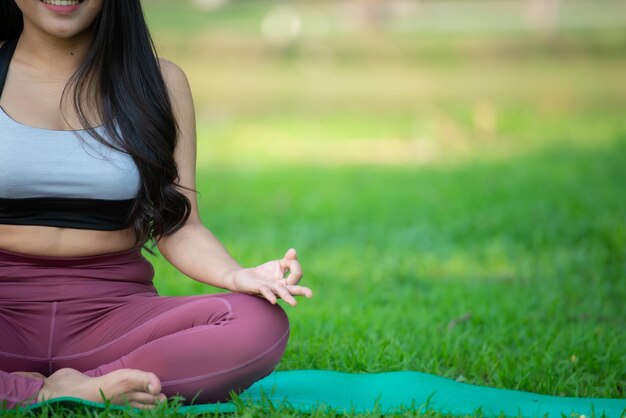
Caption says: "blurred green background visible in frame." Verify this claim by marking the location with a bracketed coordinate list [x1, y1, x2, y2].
[142, 0, 625, 401]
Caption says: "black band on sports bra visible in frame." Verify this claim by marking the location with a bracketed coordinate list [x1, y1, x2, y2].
[0, 37, 18, 96]
[0, 197, 135, 231]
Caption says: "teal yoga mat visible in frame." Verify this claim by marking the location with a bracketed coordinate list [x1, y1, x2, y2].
[17, 370, 626, 417]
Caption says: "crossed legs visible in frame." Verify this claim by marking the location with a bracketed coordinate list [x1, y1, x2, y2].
[0, 292, 290, 406]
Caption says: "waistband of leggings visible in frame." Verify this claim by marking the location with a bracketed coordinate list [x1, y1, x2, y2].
[0, 245, 146, 267]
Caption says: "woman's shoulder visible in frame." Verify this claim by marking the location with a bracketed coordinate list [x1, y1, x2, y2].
[158, 58, 190, 96]
[157, 57, 194, 120]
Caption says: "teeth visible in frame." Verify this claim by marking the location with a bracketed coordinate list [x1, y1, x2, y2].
[41, 0, 82, 6]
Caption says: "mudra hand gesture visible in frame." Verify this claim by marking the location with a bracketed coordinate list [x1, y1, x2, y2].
[225, 248, 313, 306]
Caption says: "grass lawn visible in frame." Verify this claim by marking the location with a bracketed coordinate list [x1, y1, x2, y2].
[5, 1, 626, 417]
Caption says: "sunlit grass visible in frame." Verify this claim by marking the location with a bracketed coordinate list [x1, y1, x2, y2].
[193, 105, 626, 169]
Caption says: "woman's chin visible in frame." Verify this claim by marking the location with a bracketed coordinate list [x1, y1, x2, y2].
[14, 0, 102, 39]
[38, 22, 89, 40]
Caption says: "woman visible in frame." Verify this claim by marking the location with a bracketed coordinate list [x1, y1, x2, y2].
[0, 0, 313, 410]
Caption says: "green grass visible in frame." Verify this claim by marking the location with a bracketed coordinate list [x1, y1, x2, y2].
[154, 139, 626, 396]
[6, 1, 626, 417]
[147, 118, 626, 416]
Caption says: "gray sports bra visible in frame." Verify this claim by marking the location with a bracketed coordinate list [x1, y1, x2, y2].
[0, 36, 141, 230]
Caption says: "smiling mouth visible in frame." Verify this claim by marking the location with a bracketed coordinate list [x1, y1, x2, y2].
[39, 0, 85, 5]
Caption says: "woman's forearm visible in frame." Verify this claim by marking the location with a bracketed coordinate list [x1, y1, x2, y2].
[155, 222, 242, 290]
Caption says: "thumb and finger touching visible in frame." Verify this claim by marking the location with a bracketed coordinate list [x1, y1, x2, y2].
[279, 248, 304, 285]
[254, 247, 313, 304]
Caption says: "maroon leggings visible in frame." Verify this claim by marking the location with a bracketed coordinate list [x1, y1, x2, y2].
[0, 246, 290, 409]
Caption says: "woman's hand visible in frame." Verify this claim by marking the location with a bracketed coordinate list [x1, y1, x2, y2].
[224, 248, 313, 306]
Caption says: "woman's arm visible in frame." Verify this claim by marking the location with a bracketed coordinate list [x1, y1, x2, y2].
[154, 59, 312, 305]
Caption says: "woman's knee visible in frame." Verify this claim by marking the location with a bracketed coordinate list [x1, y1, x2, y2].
[224, 292, 290, 348]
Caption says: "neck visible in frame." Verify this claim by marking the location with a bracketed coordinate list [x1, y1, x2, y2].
[15, 23, 94, 75]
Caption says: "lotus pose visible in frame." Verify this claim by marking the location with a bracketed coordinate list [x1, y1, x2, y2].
[0, 0, 313, 409]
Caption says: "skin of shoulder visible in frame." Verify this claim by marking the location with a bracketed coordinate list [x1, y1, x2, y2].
[158, 58, 189, 101]
[157, 57, 194, 132]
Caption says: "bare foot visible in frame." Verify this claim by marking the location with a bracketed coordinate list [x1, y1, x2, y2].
[37, 368, 166, 409]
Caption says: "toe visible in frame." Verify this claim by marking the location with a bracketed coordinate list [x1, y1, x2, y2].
[114, 369, 162, 395]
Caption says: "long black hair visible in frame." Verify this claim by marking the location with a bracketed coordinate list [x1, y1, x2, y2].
[0, 0, 193, 254]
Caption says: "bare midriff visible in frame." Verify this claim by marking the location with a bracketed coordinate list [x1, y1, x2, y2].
[0, 224, 140, 257]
